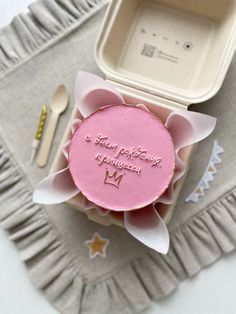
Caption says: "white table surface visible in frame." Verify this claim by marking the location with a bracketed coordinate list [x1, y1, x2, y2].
[1, 1, 236, 313]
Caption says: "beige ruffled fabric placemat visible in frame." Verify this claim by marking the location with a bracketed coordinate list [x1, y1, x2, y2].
[0, 1, 236, 313]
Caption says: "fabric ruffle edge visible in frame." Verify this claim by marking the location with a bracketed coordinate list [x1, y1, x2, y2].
[1, 140, 236, 314]
[0, 0, 107, 74]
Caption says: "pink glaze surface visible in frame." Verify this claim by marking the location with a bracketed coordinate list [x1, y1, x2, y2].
[68, 105, 175, 211]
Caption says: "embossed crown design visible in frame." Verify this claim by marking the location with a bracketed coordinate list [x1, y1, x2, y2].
[104, 169, 123, 188]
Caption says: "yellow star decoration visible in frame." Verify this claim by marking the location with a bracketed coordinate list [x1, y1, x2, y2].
[85, 232, 110, 259]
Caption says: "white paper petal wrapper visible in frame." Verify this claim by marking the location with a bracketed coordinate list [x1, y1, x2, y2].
[136, 103, 150, 112]
[166, 111, 217, 150]
[74, 71, 125, 117]
[33, 167, 79, 204]
[33, 72, 217, 254]
[158, 111, 217, 205]
[71, 119, 82, 134]
[124, 206, 169, 254]
[62, 140, 71, 160]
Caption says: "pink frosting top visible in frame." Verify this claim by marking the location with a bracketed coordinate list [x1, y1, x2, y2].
[69, 105, 175, 211]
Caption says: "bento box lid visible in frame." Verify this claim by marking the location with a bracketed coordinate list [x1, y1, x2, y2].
[95, 0, 236, 105]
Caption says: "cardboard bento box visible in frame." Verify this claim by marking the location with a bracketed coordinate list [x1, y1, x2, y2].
[51, 0, 236, 227]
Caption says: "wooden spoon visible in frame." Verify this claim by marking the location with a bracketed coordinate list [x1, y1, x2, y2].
[37, 85, 69, 168]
